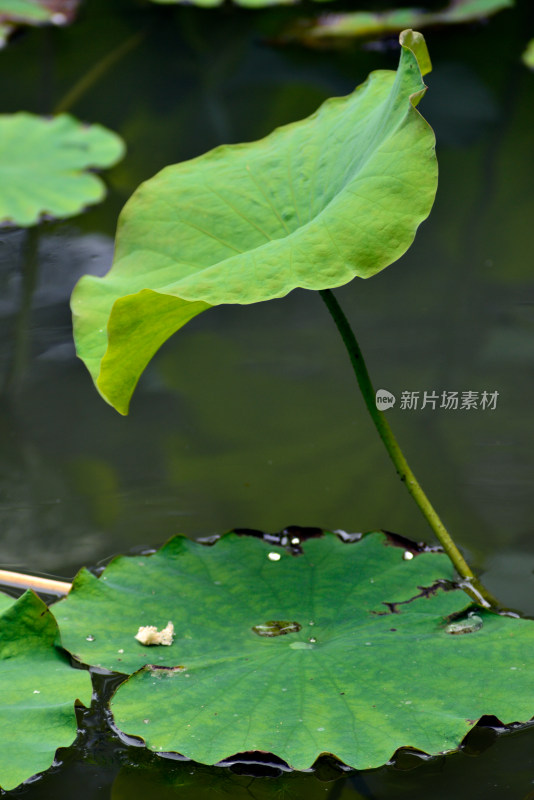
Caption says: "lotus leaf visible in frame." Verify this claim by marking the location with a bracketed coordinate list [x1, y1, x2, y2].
[0, 0, 50, 22]
[149, 0, 323, 7]
[0, 0, 79, 47]
[0, 112, 125, 227]
[52, 532, 534, 770]
[281, 0, 513, 46]
[0, 592, 13, 612]
[71, 30, 437, 414]
[0, 591, 92, 791]
[523, 39, 534, 70]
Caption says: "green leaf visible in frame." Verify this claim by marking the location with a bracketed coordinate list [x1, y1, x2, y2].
[0, 1, 79, 47]
[52, 532, 534, 770]
[71, 31, 437, 414]
[0, 591, 92, 791]
[0, 113, 125, 227]
[0, 592, 14, 612]
[147, 0, 327, 7]
[279, 0, 513, 46]
[0, 0, 50, 21]
[522, 39, 534, 70]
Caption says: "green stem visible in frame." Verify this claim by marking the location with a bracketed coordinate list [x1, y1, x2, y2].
[319, 288, 475, 581]
[54, 32, 144, 115]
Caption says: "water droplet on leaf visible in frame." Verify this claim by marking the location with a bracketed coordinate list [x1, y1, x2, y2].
[445, 611, 483, 635]
[252, 620, 301, 637]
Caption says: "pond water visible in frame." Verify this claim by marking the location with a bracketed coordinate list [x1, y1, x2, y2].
[1, 0, 534, 796]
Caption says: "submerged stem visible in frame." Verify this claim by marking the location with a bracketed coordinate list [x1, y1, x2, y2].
[319, 288, 476, 581]
[54, 32, 144, 115]
[3, 227, 40, 395]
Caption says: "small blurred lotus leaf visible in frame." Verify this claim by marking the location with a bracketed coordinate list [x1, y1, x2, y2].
[0, 591, 92, 791]
[281, 0, 513, 47]
[0, 112, 125, 227]
[149, 0, 324, 8]
[0, 0, 79, 46]
[523, 39, 534, 69]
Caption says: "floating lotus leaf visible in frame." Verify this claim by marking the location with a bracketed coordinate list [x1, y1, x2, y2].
[280, 0, 513, 46]
[148, 0, 329, 7]
[0, 592, 13, 612]
[52, 532, 534, 770]
[0, 113, 125, 227]
[0, 591, 92, 791]
[71, 30, 437, 414]
[0, 1, 79, 47]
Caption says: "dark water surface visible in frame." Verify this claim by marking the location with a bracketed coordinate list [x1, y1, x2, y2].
[1, 0, 534, 796]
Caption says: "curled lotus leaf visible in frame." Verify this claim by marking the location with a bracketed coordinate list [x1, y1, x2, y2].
[71, 30, 437, 414]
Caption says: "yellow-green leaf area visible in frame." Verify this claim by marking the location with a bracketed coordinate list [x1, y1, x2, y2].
[282, 0, 513, 45]
[523, 39, 534, 69]
[71, 31, 437, 415]
[0, 0, 50, 21]
[0, 592, 13, 613]
[0, 592, 92, 791]
[52, 532, 534, 770]
[148, 0, 316, 7]
[0, 113, 125, 227]
[0, 0, 80, 45]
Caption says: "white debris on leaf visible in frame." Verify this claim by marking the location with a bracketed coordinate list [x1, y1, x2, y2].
[135, 621, 174, 646]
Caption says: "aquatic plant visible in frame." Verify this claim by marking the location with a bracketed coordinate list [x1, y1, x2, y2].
[0, 112, 124, 227]
[279, 0, 514, 47]
[0, 4, 532, 792]
[71, 30, 475, 577]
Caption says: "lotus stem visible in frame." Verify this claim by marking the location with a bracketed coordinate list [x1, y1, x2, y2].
[54, 32, 144, 115]
[319, 288, 478, 582]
